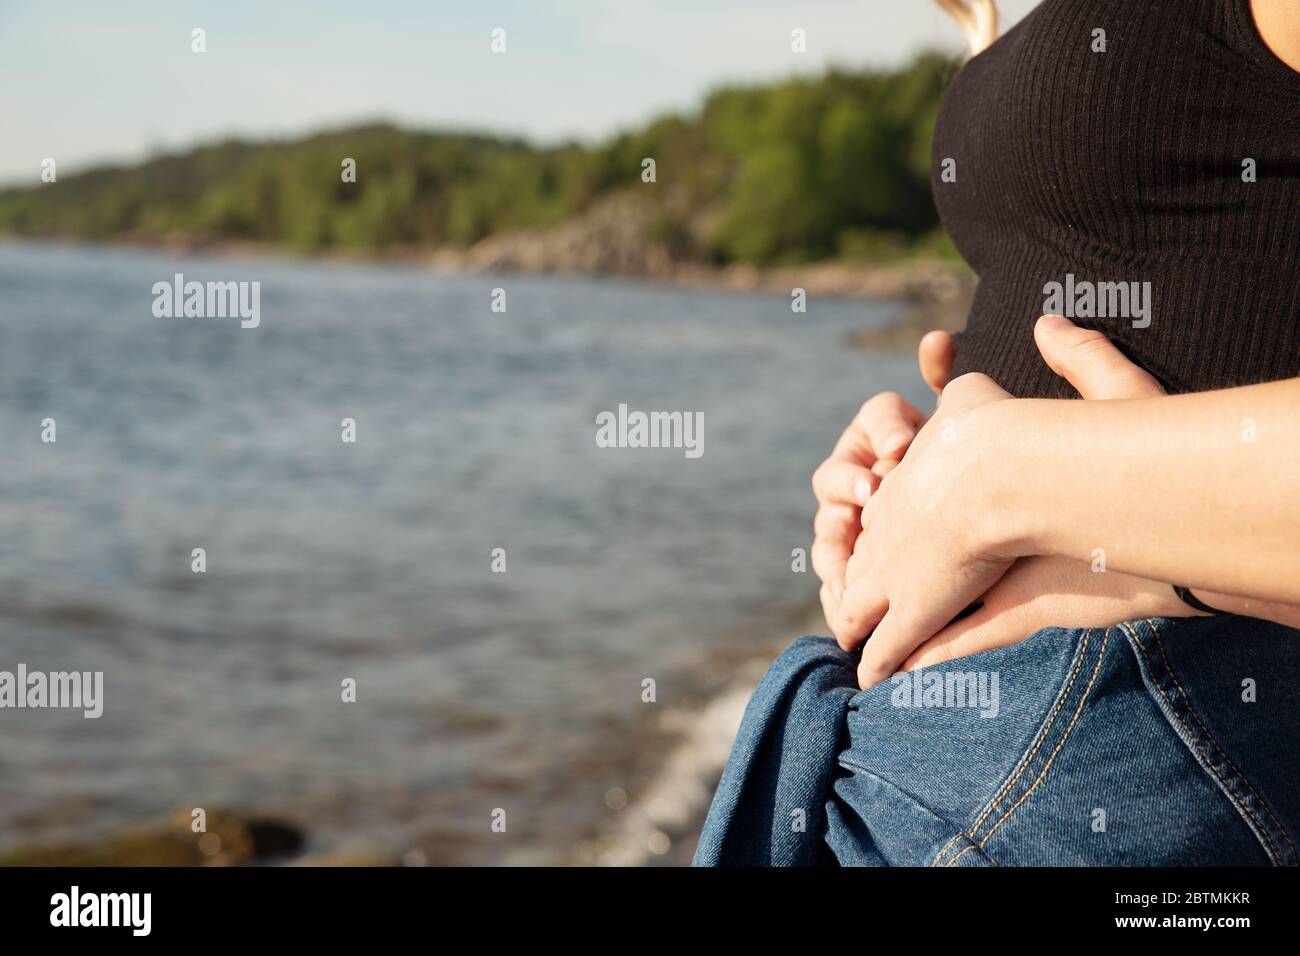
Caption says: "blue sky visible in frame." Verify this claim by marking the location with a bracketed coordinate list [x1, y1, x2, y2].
[0, 0, 1040, 186]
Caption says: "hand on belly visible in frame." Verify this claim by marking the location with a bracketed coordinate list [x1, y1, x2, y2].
[901, 554, 1204, 671]
[815, 315, 1197, 673]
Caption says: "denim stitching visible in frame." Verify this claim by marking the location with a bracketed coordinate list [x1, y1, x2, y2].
[1123, 619, 1294, 865]
[945, 631, 1110, 866]
[1147, 619, 1298, 862]
[931, 629, 1092, 866]
[835, 759, 1000, 868]
[939, 833, 1000, 867]
[933, 629, 1091, 864]
[1121, 620, 1280, 863]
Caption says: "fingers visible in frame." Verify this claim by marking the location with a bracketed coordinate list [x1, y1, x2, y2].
[812, 390, 925, 628]
[810, 443, 885, 593]
[811, 392, 919, 593]
[840, 392, 925, 462]
[813, 502, 862, 538]
[830, 574, 888, 652]
[853, 588, 989, 686]
[819, 581, 842, 634]
[918, 330, 955, 396]
[855, 610, 925, 688]
[871, 457, 900, 479]
[811, 506, 858, 586]
[900, 602, 1025, 671]
[842, 533, 871, 584]
[1034, 315, 1166, 399]
[935, 371, 1008, 411]
[811, 540, 852, 591]
[812, 458, 878, 507]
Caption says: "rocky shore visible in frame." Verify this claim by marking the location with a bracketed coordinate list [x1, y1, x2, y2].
[425, 192, 976, 349]
[0, 618, 810, 869]
[133, 189, 976, 351]
[0, 810, 307, 867]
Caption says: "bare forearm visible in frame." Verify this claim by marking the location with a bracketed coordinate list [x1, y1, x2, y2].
[979, 379, 1300, 604]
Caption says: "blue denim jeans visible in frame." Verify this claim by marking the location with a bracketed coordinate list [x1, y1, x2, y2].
[695, 616, 1300, 866]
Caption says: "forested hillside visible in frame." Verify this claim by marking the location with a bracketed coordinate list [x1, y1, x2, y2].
[0, 53, 960, 267]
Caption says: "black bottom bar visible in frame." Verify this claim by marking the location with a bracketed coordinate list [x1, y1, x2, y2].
[0, 866, 1292, 941]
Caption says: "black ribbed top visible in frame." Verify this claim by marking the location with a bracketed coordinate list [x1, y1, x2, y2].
[933, 0, 1300, 397]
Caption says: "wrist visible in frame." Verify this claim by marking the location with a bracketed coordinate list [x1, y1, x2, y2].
[962, 398, 1054, 560]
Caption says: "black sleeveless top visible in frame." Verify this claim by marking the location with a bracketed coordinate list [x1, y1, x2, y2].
[933, 0, 1300, 398]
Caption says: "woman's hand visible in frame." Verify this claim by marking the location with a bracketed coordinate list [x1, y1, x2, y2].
[811, 332, 953, 628]
[840, 316, 1300, 686]
[901, 315, 1202, 670]
[900, 555, 1205, 671]
[830, 370, 1018, 686]
[824, 315, 1300, 686]
[832, 315, 1172, 686]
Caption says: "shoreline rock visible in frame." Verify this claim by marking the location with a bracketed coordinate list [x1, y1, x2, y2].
[0, 810, 307, 867]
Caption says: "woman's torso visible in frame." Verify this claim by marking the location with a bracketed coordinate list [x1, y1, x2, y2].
[933, 0, 1300, 397]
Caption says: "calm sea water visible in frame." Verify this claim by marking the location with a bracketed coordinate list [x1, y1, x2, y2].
[0, 240, 924, 863]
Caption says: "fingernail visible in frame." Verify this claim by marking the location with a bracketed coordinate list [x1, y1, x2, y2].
[1038, 314, 1072, 331]
[853, 477, 872, 504]
[831, 581, 843, 603]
